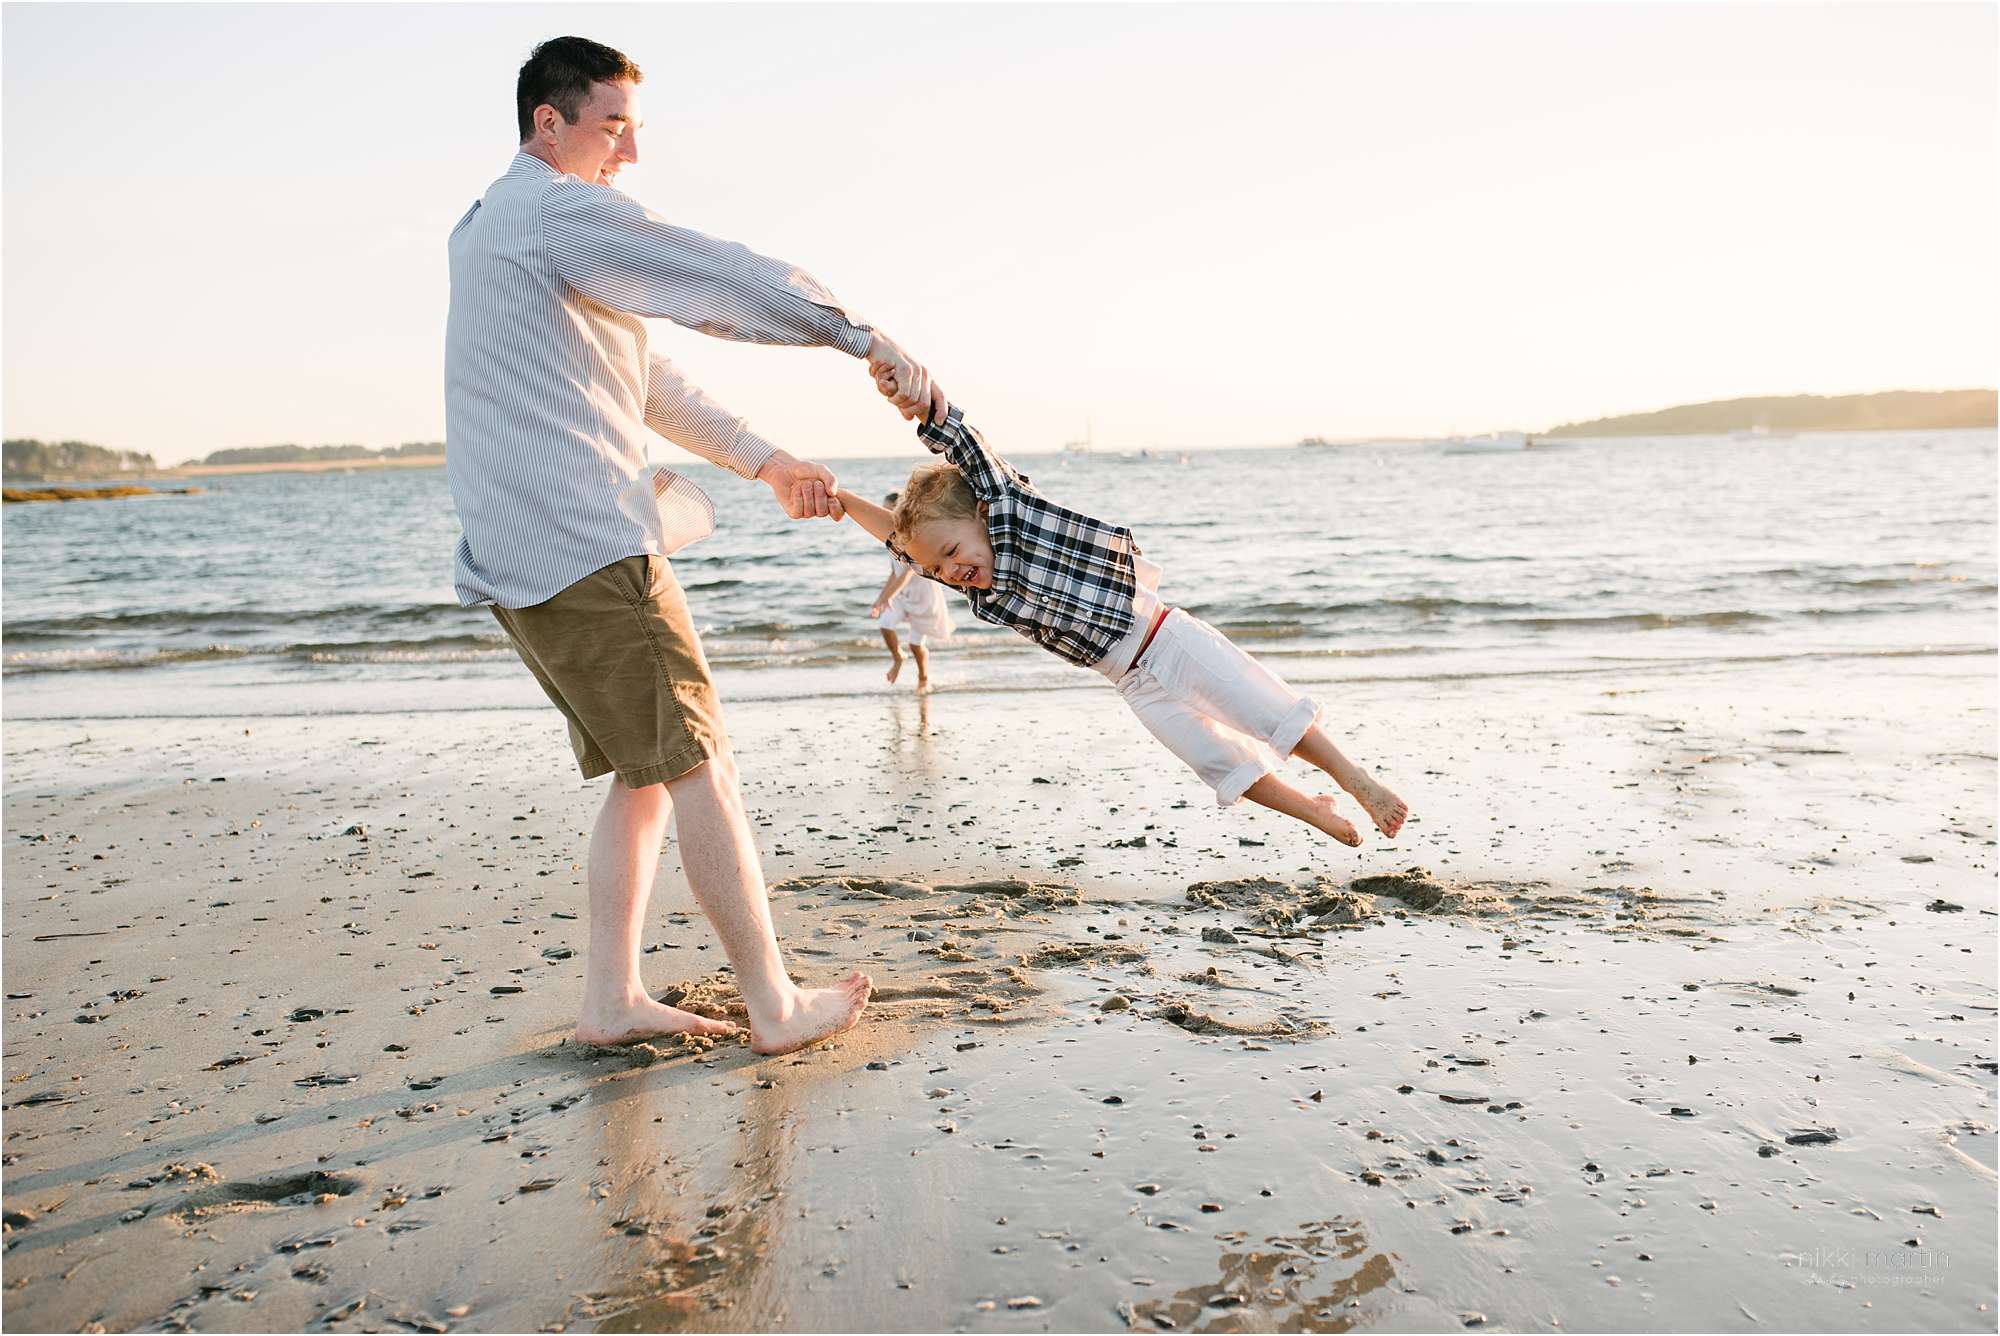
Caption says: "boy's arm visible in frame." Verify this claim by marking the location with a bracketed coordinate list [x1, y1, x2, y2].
[836, 490, 898, 546]
[915, 405, 1022, 504]
[872, 375, 1021, 504]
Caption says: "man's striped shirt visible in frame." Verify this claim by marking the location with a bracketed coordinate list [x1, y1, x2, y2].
[444, 152, 872, 608]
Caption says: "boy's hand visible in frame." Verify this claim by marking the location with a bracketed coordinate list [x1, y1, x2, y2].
[865, 331, 948, 426]
[757, 450, 846, 520]
[872, 365, 948, 428]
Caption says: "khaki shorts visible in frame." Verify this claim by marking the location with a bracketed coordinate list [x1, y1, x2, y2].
[491, 555, 725, 788]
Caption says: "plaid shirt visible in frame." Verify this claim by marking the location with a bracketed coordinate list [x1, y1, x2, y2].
[903, 406, 1142, 668]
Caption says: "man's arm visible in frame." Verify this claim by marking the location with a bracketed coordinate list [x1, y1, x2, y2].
[644, 354, 843, 519]
[644, 354, 776, 478]
[542, 180, 945, 421]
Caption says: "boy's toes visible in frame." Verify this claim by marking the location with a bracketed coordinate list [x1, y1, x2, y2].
[1311, 795, 1364, 847]
[1357, 783, 1408, 839]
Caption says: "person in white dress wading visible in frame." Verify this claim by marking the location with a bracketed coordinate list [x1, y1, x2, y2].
[868, 489, 955, 690]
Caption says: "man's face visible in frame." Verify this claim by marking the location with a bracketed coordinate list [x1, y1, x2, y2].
[903, 512, 994, 591]
[539, 79, 641, 186]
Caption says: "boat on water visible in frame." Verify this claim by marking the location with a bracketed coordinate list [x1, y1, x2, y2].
[1297, 435, 1336, 448]
[1438, 431, 1533, 454]
[1061, 420, 1094, 455]
[1731, 424, 1796, 441]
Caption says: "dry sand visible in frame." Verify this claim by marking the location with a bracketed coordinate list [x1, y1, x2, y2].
[3, 653, 1994, 1331]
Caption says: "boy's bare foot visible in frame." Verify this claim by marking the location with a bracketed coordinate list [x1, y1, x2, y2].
[750, 971, 873, 1055]
[577, 996, 740, 1047]
[1305, 793, 1364, 847]
[1350, 776, 1409, 839]
[886, 654, 904, 684]
[916, 676, 931, 694]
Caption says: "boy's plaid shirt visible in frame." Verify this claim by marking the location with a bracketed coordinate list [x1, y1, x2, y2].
[901, 405, 1141, 668]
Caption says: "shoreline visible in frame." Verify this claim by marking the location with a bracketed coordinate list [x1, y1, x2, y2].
[3, 655, 1993, 1331]
[1, 455, 448, 484]
[2, 484, 205, 504]
[163, 456, 446, 478]
[6, 423, 1994, 485]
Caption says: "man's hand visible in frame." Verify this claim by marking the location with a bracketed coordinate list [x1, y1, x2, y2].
[865, 330, 948, 426]
[757, 450, 846, 520]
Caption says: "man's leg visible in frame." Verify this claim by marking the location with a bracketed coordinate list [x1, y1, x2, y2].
[578, 779, 741, 1045]
[664, 749, 871, 1055]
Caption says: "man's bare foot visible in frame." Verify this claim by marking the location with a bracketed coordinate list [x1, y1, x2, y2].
[1305, 793, 1364, 847]
[750, 971, 873, 1055]
[886, 654, 904, 684]
[1349, 775, 1409, 839]
[577, 995, 741, 1047]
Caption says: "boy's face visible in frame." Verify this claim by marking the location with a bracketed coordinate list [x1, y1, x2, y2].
[904, 509, 994, 590]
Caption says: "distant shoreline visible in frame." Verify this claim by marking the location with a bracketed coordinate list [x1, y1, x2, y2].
[1541, 388, 1995, 439]
[7, 402, 1999, 483]
[2, 455, 447, 483]
[164, 454, 446, 478]
[2, 484, 204, 504]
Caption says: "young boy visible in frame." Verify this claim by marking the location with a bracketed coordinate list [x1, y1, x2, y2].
[868, 489, 954, 690]
[834, 402, 1409, 846]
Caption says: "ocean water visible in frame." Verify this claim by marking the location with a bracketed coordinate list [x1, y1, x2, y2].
[3, 430, 1993, 718]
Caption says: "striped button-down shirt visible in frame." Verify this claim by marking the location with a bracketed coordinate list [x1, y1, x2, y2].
[445, 152, 872, 608]
[904, 407, 1142, 668]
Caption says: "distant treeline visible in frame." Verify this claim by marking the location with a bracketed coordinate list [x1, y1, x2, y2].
[3, 438, 158, 481]
[1544, 390, 1997, 438]
[199, 442, 443, 466]
[3, 437, 446, 479]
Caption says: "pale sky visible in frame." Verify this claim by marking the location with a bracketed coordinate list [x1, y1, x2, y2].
[3, 2, 1994, 464]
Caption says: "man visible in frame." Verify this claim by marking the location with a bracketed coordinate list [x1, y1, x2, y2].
[445, 36, 944, 1054]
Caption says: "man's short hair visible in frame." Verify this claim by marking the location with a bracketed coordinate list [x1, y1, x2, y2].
[517, 36, 643, 141]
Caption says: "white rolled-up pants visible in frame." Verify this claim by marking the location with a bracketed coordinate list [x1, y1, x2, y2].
[1113, 610, 1322, 805]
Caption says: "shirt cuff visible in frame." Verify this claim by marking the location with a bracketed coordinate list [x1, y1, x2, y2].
[835, 322, 873, 359]
[732, 429, 780, 481]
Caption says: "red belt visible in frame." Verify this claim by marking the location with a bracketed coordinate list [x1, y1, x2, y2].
[1133, 605, 1172, 669]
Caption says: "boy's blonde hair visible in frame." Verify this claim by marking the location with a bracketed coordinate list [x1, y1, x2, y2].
[890, 462, 979, 554]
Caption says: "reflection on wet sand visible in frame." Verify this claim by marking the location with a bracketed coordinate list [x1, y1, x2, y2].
[1128, 1217, 1397, 1333]
[576, 1062, 799, 1330]
[885, 690, 939, 782]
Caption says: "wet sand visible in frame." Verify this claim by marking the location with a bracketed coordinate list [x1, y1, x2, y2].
[3, 653, 1995, 1332]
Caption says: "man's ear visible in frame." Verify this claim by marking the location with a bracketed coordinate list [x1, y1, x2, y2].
[976, 500, 988, 519]
[535, 103, 563, 144]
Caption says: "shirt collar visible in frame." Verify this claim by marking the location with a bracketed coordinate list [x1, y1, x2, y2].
[506, 150, 565, 180]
